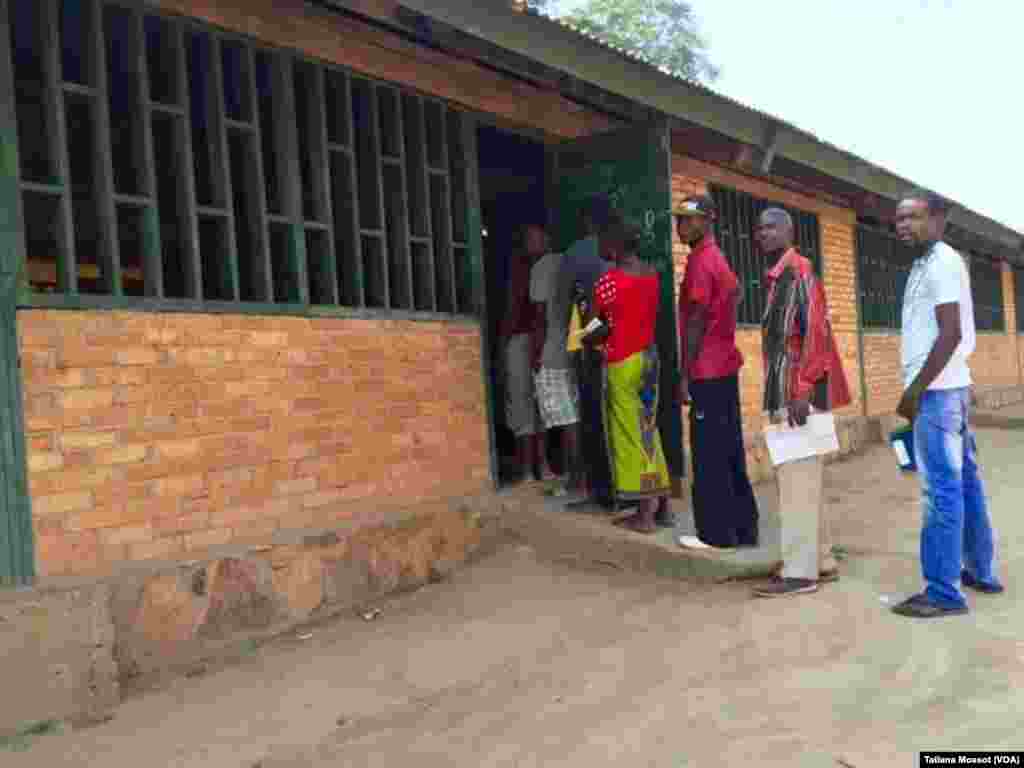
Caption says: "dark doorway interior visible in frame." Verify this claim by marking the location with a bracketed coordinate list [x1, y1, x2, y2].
[476, 124, 558, 487]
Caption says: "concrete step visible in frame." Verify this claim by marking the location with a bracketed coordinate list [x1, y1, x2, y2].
[497, 488, 782, 584]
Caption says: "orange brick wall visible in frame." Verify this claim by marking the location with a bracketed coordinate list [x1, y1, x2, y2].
[671, 155, 863, 437]
[1009, 267, 1024, 383]
[1005, 265, 1018, 340]
[11, 0, 621, 579]
[862, 333, 901, 417]
[972, 333, 1018, 388]
[19, 311, 488, 577]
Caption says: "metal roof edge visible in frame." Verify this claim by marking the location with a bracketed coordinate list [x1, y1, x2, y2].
[328, 0, 1022, 258]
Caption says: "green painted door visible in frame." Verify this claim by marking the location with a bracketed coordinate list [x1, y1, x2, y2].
[0, 0, 35, 585]
[554, 122, 685, 483]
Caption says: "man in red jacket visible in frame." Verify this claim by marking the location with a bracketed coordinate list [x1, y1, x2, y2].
[753, 208, 851, 598]
[676, 195, 759, 549]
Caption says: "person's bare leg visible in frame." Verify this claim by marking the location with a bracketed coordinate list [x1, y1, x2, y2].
[517, 435, 536, 482]
[531, 432, 549, 481]
[614, 499, 657, 533]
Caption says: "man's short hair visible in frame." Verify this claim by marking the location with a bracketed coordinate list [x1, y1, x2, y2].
[902, 189, 952, 218]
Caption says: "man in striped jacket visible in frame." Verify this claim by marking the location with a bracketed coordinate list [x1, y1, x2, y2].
[753, 208, 852, 598]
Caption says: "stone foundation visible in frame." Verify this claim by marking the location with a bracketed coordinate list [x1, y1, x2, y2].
[0, 496, 503, 736]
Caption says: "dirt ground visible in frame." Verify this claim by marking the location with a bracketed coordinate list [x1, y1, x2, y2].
[6, 429, 1024, 767]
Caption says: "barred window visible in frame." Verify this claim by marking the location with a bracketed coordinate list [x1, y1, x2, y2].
[9, 0, 476, 315]
[970, 254, 1005, 332]
[709, 185, 821, 326]
[1016, 266, 1024, 333]
[856, 223, 916, 330]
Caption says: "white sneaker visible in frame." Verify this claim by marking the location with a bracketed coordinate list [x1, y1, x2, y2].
[676, 535, 714, 550]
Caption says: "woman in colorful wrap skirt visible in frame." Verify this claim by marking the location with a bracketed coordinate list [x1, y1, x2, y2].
[586, 222, 671, 533]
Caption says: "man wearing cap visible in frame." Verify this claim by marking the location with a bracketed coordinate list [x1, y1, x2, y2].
[675, 195, 760, 549]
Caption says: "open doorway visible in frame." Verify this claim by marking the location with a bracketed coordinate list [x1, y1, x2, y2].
[477, 123, 553, 487]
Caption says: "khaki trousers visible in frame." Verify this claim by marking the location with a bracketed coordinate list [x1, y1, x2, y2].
[776, 455, 838, 580]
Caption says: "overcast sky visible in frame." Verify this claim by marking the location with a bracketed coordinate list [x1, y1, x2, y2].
[550, 0, 1023, 233]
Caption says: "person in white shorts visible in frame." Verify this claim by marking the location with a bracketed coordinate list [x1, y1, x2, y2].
[501, 224, 546, 483]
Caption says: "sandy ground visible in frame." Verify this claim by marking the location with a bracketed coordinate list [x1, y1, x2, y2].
[6, 429, 1024, 767]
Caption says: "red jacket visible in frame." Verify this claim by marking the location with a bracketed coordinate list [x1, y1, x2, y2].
[762, 249, 851, 413]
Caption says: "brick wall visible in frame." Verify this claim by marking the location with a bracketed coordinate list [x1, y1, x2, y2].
[11, 2, 622, 578]
[19, 311, 488, 577]
[671, 155, 863, 441]
[1009, 266, 1024, 384]
[862, 333, 901, 417]
[972, 333, 1018, 388]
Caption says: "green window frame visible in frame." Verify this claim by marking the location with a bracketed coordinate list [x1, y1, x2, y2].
[970, 253, 1005, 333]
[7, 0, 480, 320]
[855, 222, 916, 331]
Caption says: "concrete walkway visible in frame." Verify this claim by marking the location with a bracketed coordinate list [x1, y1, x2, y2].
[5, 429, 1023, 767]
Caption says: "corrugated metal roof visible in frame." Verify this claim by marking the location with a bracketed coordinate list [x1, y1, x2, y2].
[356, 0, 1019, 246]
[520, 7, 1021, 242]
[521, 7, 874, 169]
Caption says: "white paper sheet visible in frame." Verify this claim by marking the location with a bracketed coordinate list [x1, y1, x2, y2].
[569, 317, 605, 343]
[763, 413, 840, 467]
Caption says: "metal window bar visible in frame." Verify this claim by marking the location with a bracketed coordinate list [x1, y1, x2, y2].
[7, 0, 476, 317]
[165, 16, 202, 300]
[377, 85, 413, 311]
[709, 184, 821, 326]
[970, 253, 1005, 333]
[404, 93, 436, 312]
[1015, 266, 1024, 334]
[305, 63, 340, 305]
[90, 0, 121, 295]
[855, 223, 915, 330]
[40, 0, 77, 293]
[326, 67, 363, 307]
[130, 6, 163, 298]
[204, 30, 240, 300]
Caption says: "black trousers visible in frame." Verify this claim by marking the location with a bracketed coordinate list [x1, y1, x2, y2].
[575, 348, 613, 504]
[689, 374, 759, 547]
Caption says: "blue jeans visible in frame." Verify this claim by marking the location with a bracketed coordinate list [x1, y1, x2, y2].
[914, 388, 999, 607]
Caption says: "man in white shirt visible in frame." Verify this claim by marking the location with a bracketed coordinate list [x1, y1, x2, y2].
[891, 190, 1003, 618]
